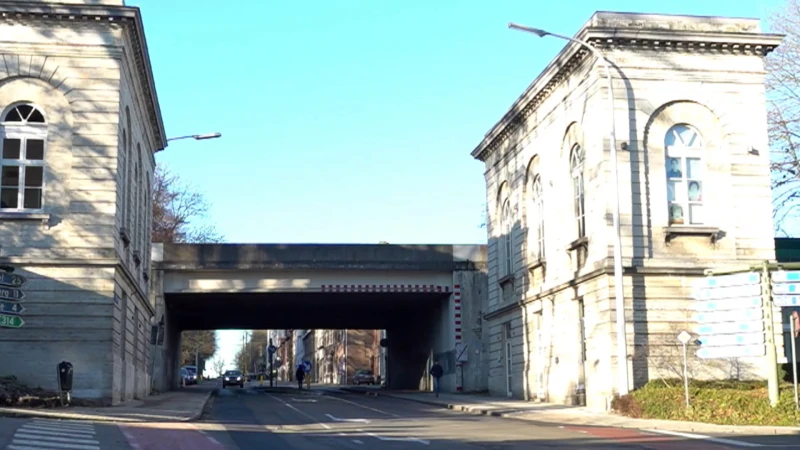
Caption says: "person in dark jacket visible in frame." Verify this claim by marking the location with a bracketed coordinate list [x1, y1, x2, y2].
[429, 361, 443, 397]
[295, 365, 305, 390]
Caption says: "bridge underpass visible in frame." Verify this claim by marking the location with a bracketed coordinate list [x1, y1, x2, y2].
[152, 243, 488, 394]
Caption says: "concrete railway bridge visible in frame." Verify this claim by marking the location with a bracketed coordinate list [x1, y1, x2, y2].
[150, 243, 488, 393]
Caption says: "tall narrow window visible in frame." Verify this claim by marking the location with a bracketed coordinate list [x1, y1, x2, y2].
[570, 144, 585, 238]
[665, 124, 704, 225]
[125, 108, 133, 231]
[530, 176, 545, 260]
[0, 104, 46, 211]
[501, 199, 513, 276]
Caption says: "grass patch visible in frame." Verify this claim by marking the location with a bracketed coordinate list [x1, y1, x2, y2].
[611, 380, 800, 426]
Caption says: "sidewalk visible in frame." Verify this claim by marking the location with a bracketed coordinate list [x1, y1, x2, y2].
[341, 386, 800, 436]
[0, 383, 215, 423]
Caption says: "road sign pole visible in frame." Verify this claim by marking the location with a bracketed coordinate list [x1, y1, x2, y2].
[791, 313, 799, 409]
[762, 261, 780, 407]
[678, 331, 691, 408]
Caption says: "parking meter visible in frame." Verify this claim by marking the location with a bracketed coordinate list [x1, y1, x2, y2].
[57, 361, 73, 405]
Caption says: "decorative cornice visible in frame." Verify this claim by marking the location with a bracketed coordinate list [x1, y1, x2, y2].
[0, 1, 167, 151]
[471, 17, 784, 163]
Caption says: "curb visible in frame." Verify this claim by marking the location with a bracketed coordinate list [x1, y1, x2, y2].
[338, 388, 800, 436]
[0, 389, 218, 423]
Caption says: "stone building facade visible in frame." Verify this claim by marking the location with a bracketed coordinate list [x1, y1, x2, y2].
[472, 12, 782, 410]
[0, 0, 165, 404]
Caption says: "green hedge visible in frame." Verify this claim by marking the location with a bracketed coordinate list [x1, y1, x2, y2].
[611, 380, 800, 426]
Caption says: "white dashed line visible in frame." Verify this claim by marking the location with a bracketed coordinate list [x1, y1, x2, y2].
[268, 394, 332, 430]
[327, 394, 401, 418]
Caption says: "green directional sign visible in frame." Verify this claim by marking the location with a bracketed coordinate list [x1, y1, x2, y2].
[0, 287, 24, 301]
[0, 313, 24, 328]
[0, 272, 26, 288]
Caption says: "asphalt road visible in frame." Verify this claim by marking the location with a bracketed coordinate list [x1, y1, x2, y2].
[2, 387, 800, 449]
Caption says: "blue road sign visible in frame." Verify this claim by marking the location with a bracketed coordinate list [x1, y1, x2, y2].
[697, 332, 765, 347]
[697, 344, 765, 359]
[774, 295, 800, 307]
[693, 284, 761, 301]
[695, 308, 762, 324]
[773, 271, 800, 283]
[0, 272, 26, 288]
[268, 345, 277, 354]
[773, 283, 800, 295]
[697, 320, 763, 335]
[303, 360, 312, 373]
[695, 296, 761, 312]
[694, 272, 760, 290]
[0, 301, 24, 315]
[0, 287, 25, 302]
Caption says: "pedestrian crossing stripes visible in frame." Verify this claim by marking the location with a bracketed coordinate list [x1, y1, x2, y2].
[5, 419, 99, 450]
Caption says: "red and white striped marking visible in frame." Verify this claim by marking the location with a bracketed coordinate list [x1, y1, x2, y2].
[320, 284, 451, 293]
[454, 284, 463, 392]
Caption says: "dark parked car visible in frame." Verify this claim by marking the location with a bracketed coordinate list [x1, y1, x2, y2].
[222, 370, 244, 388]
[353, 369, 376, 385]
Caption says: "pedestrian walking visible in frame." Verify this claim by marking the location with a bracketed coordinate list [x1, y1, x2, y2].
[295, 365, 305, 390]
[430, 360, 443, 397]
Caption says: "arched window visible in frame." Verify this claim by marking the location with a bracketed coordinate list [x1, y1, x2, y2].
[665, 124, 703, 225]
[570, 144, 585, 238]
[501, 198, 513, 276]
[528, 175, 544, 260]
[0, 104, 47, 211]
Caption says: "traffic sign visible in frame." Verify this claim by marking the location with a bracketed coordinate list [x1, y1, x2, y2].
[697, 320, 763, 335]
[693, 284, 761, 300]
[0, 301, 25, 315]
[693, 272, 760, 289]
[303, 360, 312, 373]
[677, 331, 692, 345]
[695, 308, 763, 324]
[697, 344, 765, 359]
[774, 295, 800, 307]
[268, 345, 277, 354]
[697, 333, 765, 347]
[0, 272, 26, 288]
[0, 314, 24, 328]
[773, 283, 800, 295]
[0, 287, 25, 302]
[772, 271, 800, 283]
[695, 296, 761, 312]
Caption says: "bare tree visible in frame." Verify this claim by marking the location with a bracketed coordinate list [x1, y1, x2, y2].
[152, 166, 223, 244]
[767, 0, 800, 232]
[213, 358, 226, 377]
[181, 330, 218, 372]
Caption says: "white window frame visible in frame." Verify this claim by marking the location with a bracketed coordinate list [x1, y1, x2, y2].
[665, 124, 704, 226]
[527, 175, 545, 261]
[0, 121, 48, 213]
[570, 144, 586, 239]
[501, 198, 513, 277]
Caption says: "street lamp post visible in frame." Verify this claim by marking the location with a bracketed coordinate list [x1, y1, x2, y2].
[508, 22, 629, 396]
[166, 132, 222, 142]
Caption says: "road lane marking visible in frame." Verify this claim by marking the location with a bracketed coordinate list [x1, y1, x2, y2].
[7, 420, 101, 450]
[325, 414, 370, 423]
[268, 394, 332, 430]
[327, 394, 401, 417]
[10, 440, 100, 450]
[353, 439, 364, 444]
[361, 430, 430, 445]
[291, 398, 318, 403]
[643, 429, 764, 447]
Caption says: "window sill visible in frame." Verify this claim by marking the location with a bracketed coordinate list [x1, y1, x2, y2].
[0, 212, 50, 225]
[142, 269, 150, 282]
[132, 250, 142, 267]
[526, 258, 546, 271]
[497, 274, 514, 286]
[665, 226, 722, 244]
[567, 236, 589, 251]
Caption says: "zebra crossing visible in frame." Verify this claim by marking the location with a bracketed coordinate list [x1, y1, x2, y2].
[5, 419, 100, 450]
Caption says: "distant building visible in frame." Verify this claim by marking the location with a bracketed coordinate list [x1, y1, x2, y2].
[472, 12, 781, 409]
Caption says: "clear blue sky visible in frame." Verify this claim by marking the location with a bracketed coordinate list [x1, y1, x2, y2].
[129, 0, 780, 369]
